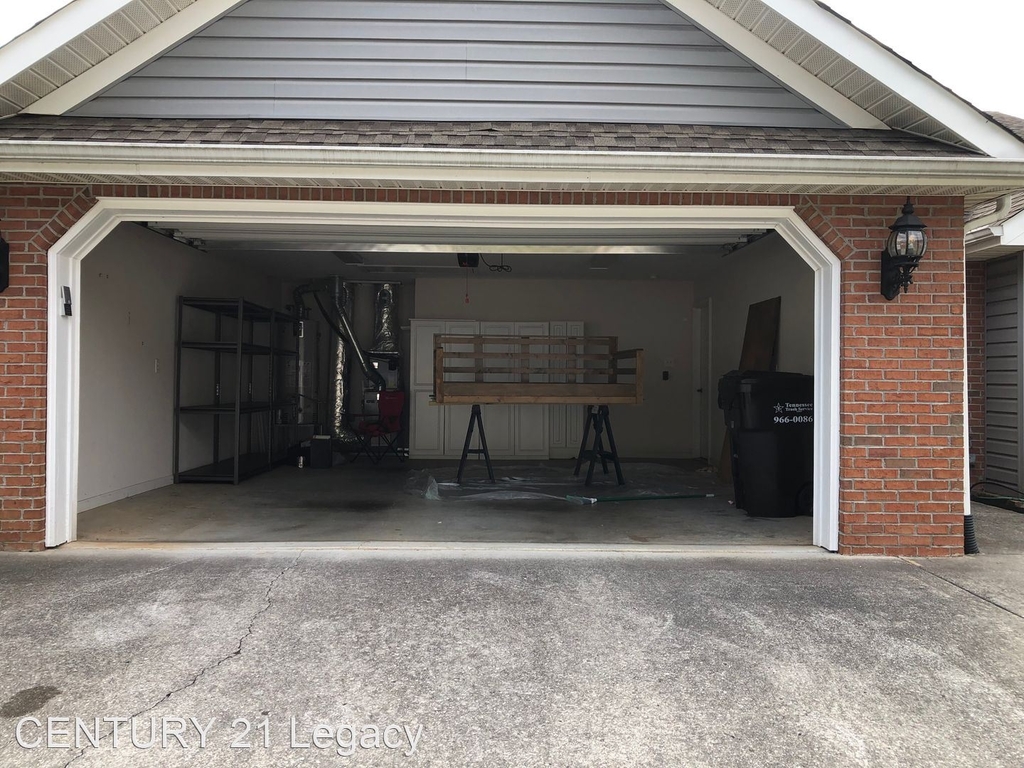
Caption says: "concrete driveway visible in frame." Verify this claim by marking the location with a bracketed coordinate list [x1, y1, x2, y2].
[1, 520, 1023, 766]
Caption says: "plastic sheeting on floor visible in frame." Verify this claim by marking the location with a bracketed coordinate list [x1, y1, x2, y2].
[405, 462, 717, 504]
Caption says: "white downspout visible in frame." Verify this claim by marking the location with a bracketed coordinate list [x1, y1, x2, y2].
[965, 193, 1014, 234]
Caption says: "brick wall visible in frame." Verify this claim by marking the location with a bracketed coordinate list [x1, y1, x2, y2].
[0, 186, 967, 554]
[965, 262, 987, 484]
[795, 198, 967, 556]
[0, 186, 93, 550]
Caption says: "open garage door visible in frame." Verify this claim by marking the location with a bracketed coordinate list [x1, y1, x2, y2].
[47, 201, 840, 550]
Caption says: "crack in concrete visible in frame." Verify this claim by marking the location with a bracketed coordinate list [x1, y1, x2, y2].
[900, 556, 1024, 622]
[62, 554, 302, 768]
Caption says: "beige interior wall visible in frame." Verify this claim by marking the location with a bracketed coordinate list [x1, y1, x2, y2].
[78, 223, 279, 510]
[414, 276, 695, 458]
[696, 233, 815, 461]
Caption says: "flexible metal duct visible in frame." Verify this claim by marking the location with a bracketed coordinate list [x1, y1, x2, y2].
[370, 283, 400, 357]
[324, 277, 360, 450]
[288, 286, 316, 426]
[293, 276, 387, 450]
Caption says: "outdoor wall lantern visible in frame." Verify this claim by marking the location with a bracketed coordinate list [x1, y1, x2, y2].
[880, 198, 928, 301]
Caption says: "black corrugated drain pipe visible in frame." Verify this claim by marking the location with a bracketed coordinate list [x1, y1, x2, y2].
[963, 515, 980, 555]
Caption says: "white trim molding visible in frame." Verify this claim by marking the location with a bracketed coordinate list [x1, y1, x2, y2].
[77, 475, 174, 514]
[665, 0, 886, 130]
[3, 142, 1024, 201]
[966, 210, 1024, 260]
[758, 0, 1024, 159]
[0, 0, 135, 87]
[25, 0, 249, 116]
[46, 198, 843, 551]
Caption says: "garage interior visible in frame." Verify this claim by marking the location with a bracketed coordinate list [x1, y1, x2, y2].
[74, 218, 816, 546]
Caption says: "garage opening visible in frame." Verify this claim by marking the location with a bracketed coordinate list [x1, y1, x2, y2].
[46, 201, 839, 549]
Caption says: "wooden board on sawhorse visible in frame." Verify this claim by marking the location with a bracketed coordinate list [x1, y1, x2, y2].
[456, 404, 496, 485]
[574, 405, 625, 486]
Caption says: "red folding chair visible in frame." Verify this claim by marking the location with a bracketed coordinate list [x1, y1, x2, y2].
[354, 390, 406, 464]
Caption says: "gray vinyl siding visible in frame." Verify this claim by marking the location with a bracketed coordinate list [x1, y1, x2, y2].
[73, 0, 842, 126]
[985, 254, 1023, 491]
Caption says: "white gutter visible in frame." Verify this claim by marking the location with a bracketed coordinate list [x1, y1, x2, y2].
[2, 140, 1024, 190]
[966, 207, 1024, 258]
[964, 229, 1005, 260]
[965, 193, 1015, 233]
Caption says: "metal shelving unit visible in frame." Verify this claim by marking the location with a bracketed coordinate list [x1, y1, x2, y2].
[173, 297, 298, 484]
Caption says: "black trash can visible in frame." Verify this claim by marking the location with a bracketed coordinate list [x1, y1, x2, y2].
[718, 370, 814, 518]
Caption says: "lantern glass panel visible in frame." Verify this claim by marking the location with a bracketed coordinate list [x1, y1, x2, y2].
[887, 229, 927, 259]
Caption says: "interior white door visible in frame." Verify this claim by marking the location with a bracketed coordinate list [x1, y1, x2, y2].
[695, 299, 711, 460]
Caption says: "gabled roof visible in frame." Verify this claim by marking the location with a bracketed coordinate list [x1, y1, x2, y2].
[1, 0, 1023, 158]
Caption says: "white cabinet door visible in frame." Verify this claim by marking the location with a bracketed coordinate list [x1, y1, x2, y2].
[410, 390, 445, 458]
[564, 321, 586, 457]
[442, 320, 480, 384]
[480, 321, 515, 383]
[444, 404, 515, 456]
[410, 319, 446, 390]
[474, 321, 516, 456]
[549, 321, 569, 452]
[513, 321, 550, 457]
[549, 321, 585, 458]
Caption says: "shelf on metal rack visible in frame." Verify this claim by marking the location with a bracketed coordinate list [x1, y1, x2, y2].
[177, 453, 272, 483]
[180, 297, 275, 321]
[180, 340, 274, 355]
[179, 402, 273, 414]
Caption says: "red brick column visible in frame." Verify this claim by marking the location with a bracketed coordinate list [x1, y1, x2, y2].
[796, 197, 967, 555]
[965, 262, 987, 484]
[0, 187, 968, 554]
[0, 186, 94, 550]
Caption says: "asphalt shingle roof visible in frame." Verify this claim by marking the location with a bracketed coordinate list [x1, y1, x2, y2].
[989, 112, 1024, 143]
[965, 113, 1024, 226]
[0, 116, 979, 157]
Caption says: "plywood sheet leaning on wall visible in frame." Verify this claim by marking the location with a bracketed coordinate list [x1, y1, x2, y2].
[718, 297, 782, 482]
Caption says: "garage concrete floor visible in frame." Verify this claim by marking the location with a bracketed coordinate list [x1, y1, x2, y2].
[77, 460, 814, 546]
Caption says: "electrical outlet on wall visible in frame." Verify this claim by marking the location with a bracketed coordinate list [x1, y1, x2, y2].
[154, 358, 160, 374]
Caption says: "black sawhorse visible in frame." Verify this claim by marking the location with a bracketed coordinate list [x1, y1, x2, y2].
[574, 405, 625, 486]
[456, 404, 496, 484]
